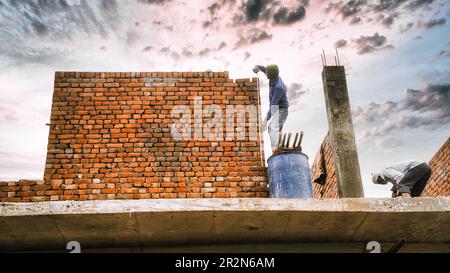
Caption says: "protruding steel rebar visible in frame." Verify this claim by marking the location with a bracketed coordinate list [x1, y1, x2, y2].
[277, 132, 283, 148]
[322, 49, 327, 66]
[272, 132, 305, 154]
[335, 48, 341, 66]
[297, 132, 304, 148]
[286, 133, 292, 148]
[281, 133, 287, 148]
[293, 133, 299, 148]
[388, 238, 407, 253]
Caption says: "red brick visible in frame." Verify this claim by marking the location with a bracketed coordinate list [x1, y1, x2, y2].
[8, 71, 270, 203]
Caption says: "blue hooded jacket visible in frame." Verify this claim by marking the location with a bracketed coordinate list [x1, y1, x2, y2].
[258, 65, 289, 120]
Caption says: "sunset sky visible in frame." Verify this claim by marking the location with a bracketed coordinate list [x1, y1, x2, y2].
[0, 0, 449, 197]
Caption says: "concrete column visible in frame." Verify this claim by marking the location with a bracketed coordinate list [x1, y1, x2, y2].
[322, 66, 364, 198]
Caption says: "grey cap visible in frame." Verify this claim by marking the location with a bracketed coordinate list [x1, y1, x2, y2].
[372, 172, 387, 184]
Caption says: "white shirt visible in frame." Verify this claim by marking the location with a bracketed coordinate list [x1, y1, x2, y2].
[380, 161, 425, 185]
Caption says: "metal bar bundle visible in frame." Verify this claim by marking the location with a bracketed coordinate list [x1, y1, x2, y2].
[274, 131, 304, 154]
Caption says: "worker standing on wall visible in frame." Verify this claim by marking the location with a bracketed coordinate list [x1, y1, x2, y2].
[253, 64, 289, 152]
[372, 161, 432, 198]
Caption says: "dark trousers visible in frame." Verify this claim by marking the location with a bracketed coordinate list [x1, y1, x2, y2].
[397, 163, 432, 197]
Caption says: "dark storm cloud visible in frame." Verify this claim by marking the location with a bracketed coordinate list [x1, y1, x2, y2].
[248, 29, 272, 43]
[353, 101, 399, 124]
[418, 18, 446, 29]
[379, 13, 398, 27]
[143, 46, 153, 52]
[405, 0, 437, 10]
[340, 0, 365, 18]
[137, 0, 172, 5]
[324, 0, 365, 25]
[207, 0, 237, 16]
[234, 28, 272, 49]
[198, 48, 212, 57]
[208, 2, 221, 15]
[198, 41, 229, 57]
[403, 84, 450, 119]
[287, 82, 308, 109]
[204, 0, 308, 28]
[437, 50, 450, 58]
[243, 51, 251, 60]
[370, 0, 407, 12]
[0, 0, 122, 64]
[202, 20, 213, 28]
[202, 0, 237, 28]
[156, 41, 227, 60]
[353, 32, 393, 55]
[334, 39, 348, 48]
[325, 0, 439, 28]
[218, 41, 227, 50]
[244, 0, 270, 22]
[355, 83, 450, 141]
[158, 46, 181, 61]
[399, 22, 414, 33]
[273, 4, 306, 25]
[361, 115, 448, 142]
[181, 48, 194, 58]
[350, 16, 362, 25]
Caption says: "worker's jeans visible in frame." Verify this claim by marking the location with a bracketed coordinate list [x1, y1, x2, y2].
[397, 163, 432, 197]
[268, 108, 288, 149]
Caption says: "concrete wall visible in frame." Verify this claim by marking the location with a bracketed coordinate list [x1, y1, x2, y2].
[312, 65, 364, 198]
[423, 137, 449, 197]
[321, 66, 364, 198]
[0, 71, 268, 202]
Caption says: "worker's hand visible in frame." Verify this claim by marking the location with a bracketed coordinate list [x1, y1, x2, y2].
[253, 65, 260, 74]
[390, 185, 398, 198]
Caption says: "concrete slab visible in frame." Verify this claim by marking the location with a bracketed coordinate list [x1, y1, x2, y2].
[1, 198, 449, 252]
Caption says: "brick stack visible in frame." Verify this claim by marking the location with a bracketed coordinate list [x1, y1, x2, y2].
[0, 71, 268, 202]
[422, 137, 449, 197]
[0, 180, 49, 202]
[311, 134, 339, 198]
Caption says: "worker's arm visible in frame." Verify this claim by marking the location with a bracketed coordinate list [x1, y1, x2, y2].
[254, 65, 266, 74]
[381, 167, 404, 185]
[258, 65, 266, 74]
[266, 86, 284, 121]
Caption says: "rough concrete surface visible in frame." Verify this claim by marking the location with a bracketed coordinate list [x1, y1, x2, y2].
[1, 198, 449, 252]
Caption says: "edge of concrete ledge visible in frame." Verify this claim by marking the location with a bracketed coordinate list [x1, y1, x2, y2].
[1, 197, 449, 217]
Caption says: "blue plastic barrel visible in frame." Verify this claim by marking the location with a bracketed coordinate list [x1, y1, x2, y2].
[267, 151, 313, 198]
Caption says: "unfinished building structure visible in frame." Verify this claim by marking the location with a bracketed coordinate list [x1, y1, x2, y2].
[0, 67, 448, 252]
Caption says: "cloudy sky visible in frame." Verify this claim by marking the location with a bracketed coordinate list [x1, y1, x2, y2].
[0, 0, 449, 197]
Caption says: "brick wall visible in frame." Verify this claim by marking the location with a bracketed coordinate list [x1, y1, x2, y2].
[311, 133, 339, 198]
[0, 71, 268, 202]
[422, 137, 449, 197]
